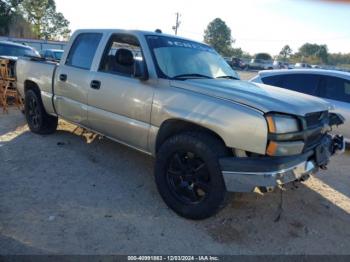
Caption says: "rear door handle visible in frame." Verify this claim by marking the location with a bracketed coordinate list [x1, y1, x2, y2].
[90, 80, 101, 90]
[59, 74, 67, 82]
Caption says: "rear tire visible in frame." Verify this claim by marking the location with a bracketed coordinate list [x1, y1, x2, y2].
[25, 89, 58, 134]
[155, 132, 229, 220]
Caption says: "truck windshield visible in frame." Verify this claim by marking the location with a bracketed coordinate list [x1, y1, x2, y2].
[146, 35, 239, 80]
[0, 43, 40, 58]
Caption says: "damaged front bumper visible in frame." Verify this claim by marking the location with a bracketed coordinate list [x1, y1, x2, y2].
[220, 134, 345, 192]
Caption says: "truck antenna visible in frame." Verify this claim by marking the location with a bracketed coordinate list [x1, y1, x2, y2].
[172, 12, 181, 35]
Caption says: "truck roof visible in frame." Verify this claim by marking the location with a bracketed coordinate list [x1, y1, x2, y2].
[73, 29, 211, 47]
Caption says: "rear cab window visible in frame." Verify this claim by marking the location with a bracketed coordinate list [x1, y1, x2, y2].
[65, 33, 103, 70]
[262, 74, 320, 95]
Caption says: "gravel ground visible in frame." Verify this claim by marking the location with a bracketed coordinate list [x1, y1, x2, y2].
[236, 70, 258, 80]
[1, 83, 350, 255]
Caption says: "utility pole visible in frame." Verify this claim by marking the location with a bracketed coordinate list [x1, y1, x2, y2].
[172, 12, 181, 35]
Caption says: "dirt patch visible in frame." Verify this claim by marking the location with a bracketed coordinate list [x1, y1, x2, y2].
[237, 70, 258, 80]
[1, 108, 350, 255]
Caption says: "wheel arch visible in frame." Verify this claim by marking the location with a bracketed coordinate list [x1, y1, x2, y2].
[24, 80, 41, 96]
[155, 118, 229, 154]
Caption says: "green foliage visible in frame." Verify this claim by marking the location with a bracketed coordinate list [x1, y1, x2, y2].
[204, 18, 234, 56]
[279, 45, 292, 61]
[0, 0, 70, 40]
[41, 7, 70, 40]
[241, 52, 252, 59]
[254, 53, 272, 60]
[0, 0, 23, 35]
[21, 0, 70, 40]
[298, 43, 328, 63]
[231, 47, 243, 58]
[328, 53, 350, 66]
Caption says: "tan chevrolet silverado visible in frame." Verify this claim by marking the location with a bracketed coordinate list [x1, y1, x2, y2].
[16, 29, 345, 219]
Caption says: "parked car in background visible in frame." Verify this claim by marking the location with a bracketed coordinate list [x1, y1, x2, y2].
[283, 62, 293, 69]
[0, 41, 40, 61]
[295, 62, 312, 69]
[273, 61, 283, 69]
[0, 41, 40, 60]
[0, 41, 40, 78]
[250, 69, 350, 142]
[272, 61, 291, 69]
[226, 57, 247, 70]
[249, 58, 273, 70]
[39, 49, 64, 62]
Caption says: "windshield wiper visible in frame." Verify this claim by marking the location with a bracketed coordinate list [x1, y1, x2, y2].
[216, 75, 239, 80]
[173, 73, 213, 80]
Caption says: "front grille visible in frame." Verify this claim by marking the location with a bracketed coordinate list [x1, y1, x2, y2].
[303, 111, 329, 151]
[304, 132, 324, 151]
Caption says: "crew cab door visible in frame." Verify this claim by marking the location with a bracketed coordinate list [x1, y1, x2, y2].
[87, 33, 154, 152]
[54, 33, 103, 126]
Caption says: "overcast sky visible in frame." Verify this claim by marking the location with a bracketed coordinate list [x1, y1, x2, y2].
[55, 0, 350, 55]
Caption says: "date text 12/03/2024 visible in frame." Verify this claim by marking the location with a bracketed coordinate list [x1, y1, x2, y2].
[127, 256, 220, 261]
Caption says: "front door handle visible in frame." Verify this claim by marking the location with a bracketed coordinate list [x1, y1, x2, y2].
[90, 80, 101, 90]
[59, 74, 67, 82]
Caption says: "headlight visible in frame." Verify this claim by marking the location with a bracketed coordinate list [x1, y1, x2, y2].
[266, 141, 305, 156]
[266, 114, 300, 134]
[266, 114, 304, 156]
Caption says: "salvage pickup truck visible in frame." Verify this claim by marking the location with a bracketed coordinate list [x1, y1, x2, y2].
[16, 29, 345, 219]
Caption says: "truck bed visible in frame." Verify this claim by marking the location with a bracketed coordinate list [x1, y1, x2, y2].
[16, 57, 58, 115]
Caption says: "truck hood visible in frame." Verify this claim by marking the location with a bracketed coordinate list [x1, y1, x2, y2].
[170, 79, 331, 116]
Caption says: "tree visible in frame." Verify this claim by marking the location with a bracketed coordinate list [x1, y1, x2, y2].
[328, 53, 350, 66]
[279, 45, 292, 61]
[41, 9, 70, 40]
[316, 45, 328, 63]
[203, 18, 234, 56]
[21, 0, 70, 40]
[231, 47, 243, 58]
[255, 53, 272, 60]
[298, 43, 328, 63]
[299, 43, 319, 57]
[0, 0, 23, 35]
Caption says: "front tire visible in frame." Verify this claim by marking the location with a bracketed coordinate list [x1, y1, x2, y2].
[155, 132, 229, 220]
[25, 89, 58, 134]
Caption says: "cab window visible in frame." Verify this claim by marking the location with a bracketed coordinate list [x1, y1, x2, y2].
[66, 33, 102, 70]
[99, 34, 142, 77]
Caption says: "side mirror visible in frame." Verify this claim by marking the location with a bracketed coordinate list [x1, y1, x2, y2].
[134, 59, 149, 81]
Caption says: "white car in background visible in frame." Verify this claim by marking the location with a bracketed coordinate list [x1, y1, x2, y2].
[273, 61, 292, 69]
[295, 62, 312, 68]
[248, 58, 273, 70]
[250, 69, 350, 143]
